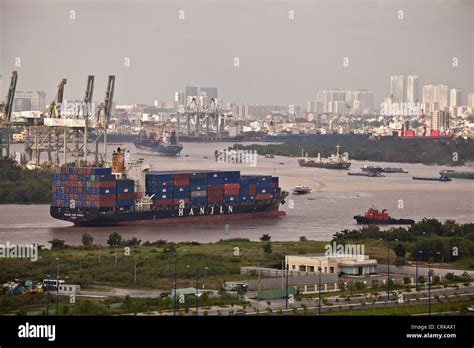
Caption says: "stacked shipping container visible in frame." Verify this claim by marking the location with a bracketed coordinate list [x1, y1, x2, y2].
[145, 170, 281, 207]
[51, 167, 135, 208]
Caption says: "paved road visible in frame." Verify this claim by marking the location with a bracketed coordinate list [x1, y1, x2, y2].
[80, 286, 164, 298]
[379, 264, 474, 277]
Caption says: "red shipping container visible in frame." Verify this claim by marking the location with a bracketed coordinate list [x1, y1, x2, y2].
[173, 198, 190, 205]
[134, 192, 143, 199]
[256, 193, 272, 200]
[223, 183, 240, 190]
[207, 197, 223, 203]
[117, 192, 135, 200]
[174, 179, 190, 186]
[248, 183, 256, 190]
[95, 200, 116, 208]
[224, 189, 240, 196]
[94, 181, 116, 188]
[207, 184, 224, 191]
[153, 199, 173, 206]
[173, 173, 190, 180]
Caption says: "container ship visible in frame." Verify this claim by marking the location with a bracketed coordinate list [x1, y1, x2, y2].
[133, 130, 183, 156]
[354, 208, 415, 225]
[50, 148, 288, 226]
[298, 145, 351, 169]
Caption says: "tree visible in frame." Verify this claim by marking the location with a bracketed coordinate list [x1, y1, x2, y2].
[263, 242, 272, 254]
[107, 232, 122, 247]
[260, 234, 271, 242]
[393, 243, 406, 258]
[81, 233, 94, 247]
[48, 239, 65, 249]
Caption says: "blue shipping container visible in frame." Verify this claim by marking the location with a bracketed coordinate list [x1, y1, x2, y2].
[190, 196, 207, 204]
[117, 199, 135, 207]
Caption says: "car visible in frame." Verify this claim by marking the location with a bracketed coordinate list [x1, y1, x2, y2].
[468, 305, 474, 312]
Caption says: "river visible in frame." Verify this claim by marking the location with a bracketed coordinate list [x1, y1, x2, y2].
[1, 142, 473, 246]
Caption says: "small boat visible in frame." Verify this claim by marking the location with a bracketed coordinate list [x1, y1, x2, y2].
[348, 172, 385, 177]
[412, 175, 451, 182]
[354, 208, 415, 225]
[439, 170, 474, 180]
[293, 185, 311, 195]
[361, 166, 407, 173]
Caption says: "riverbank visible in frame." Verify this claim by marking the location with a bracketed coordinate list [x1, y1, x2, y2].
[233, 137, 474, 166]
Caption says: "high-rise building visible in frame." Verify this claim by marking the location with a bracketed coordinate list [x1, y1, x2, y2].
[13, 91, 46, 112]
[468, 93, 474, 108]
[199, 87, 218, 99]
[329, 89, 345, 102]
[435, 84, 449, 109]
[450, 88, 462, 107]
[422, 85, 434, 103]
[316, 90, 331, 112]
[390, 75, 404, 103]
[185, 86, 199, 101]
[174, 91, 185, 106]
[307, 101, 324, 113]
[431, 110, 450, 131]
[422, 84, 448, 110]
[406, 75, 419, 103]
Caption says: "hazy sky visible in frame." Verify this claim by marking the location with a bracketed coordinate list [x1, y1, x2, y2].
[1, 0, 473, 106]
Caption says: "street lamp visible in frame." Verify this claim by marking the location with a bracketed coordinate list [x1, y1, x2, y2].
[186, 265, 203, 317]
[167, 248, 178, 316]
[415, 232, 426, 292]
[56, 257, 59, 316]
[46, 259, 51, 316]
[318, 260, 322, 316]
[379, 238, 391, 301]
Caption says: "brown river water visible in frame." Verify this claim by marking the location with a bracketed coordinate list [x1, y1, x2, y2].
[1, 142, 473, 246]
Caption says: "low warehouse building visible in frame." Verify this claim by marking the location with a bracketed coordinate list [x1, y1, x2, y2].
[286, 253, 377, 276]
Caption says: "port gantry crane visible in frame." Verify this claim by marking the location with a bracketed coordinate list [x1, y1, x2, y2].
[0, 71, 18, 158]
[23, 75, 115, 167]
[174, 97, 224, 139]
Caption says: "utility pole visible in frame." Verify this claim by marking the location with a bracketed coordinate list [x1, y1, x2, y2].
[56, 258, 60, 316]
[134, 259, 137, 285]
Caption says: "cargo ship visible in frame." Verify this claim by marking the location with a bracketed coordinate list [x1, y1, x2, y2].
[354, 208, 415, 225]
[439, 170, 474, 180]
[133, 130, 183, 156]
[412, 175, 451, 182]
[298, 145, 351, 169]
[50, 148, 288, 226]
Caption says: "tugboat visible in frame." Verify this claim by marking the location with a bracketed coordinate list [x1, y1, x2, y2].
[293, 185, 311, 195]
[298, 145, 351, 169]
[134, 130, 183, 156]
[354, 208, 415, 225]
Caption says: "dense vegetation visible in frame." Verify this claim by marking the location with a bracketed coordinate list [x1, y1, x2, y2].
[0, 158, 52, 203]
[332, 219, 474, 266]
[235, 136, 474, 165]
[0, 239, 328, 290]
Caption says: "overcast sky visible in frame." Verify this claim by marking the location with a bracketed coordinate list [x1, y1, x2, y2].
[1, 0, 473, 106]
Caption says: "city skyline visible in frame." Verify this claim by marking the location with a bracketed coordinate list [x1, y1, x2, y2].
[1, 0, 473, 106]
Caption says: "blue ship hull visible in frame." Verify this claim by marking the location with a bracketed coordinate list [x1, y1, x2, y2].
[134, 142, 183, 156]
